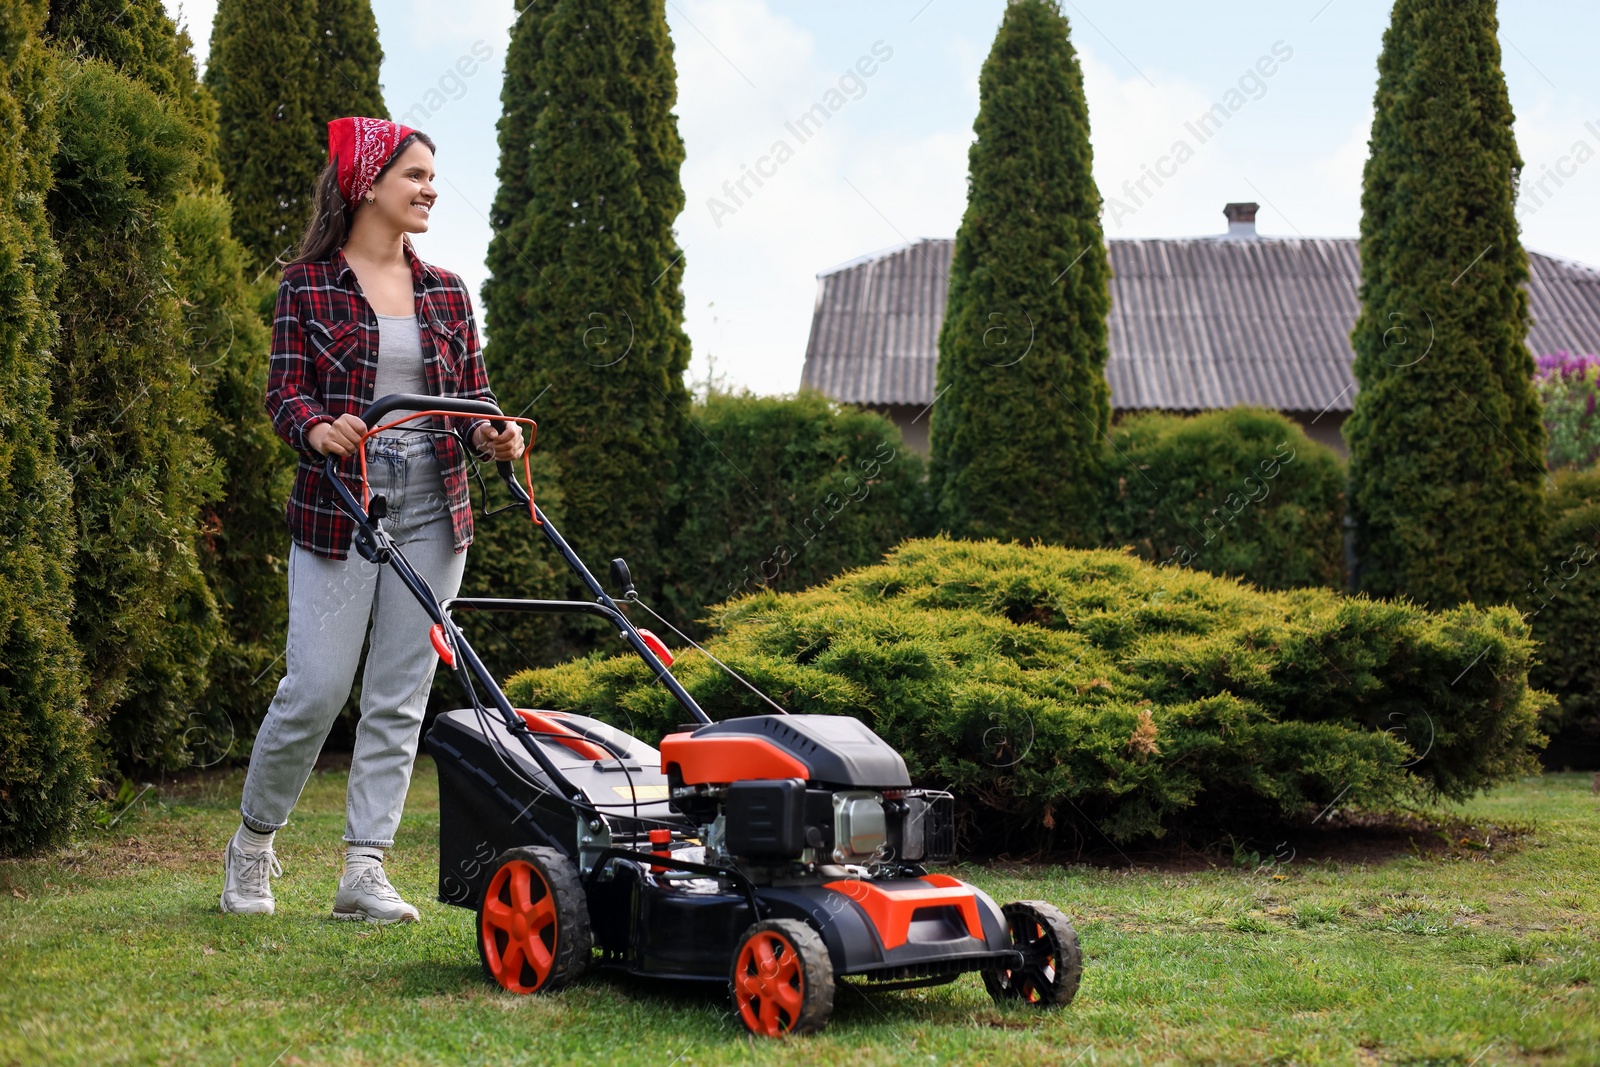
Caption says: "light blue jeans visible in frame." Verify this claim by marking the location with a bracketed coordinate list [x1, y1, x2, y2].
[240, 435, 467, 848]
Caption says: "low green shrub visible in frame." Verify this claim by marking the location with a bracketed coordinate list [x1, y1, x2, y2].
[1101, 407, 1346, 590]
[506, 537, 1548, 849]
[1527, 466, 1600, 764]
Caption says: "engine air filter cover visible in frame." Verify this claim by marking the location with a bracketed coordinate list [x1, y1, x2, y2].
[833, 790, 887, 861]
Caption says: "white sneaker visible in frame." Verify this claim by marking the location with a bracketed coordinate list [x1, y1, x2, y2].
[331, 864, 420, 924]
[221, 837, 282, 915]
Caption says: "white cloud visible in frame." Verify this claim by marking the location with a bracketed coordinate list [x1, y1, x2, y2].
[396, 0, 514, 52]
[162, 0, 218, 68]
[671, 0, 963, 395]
[1079, 47, 1220, 238]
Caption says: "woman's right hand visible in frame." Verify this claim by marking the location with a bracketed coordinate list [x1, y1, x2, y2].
[307, 413, 368, 457]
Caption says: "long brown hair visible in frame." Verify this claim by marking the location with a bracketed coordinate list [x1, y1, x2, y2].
[289, 130, 437, 265]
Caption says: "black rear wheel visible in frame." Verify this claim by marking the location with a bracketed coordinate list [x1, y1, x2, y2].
[983, 899, 1082, 1007]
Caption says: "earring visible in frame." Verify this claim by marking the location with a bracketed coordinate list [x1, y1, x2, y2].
[364, 196, 375, 204]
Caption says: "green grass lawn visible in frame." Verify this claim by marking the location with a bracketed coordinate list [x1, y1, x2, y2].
[2, 761, 1595, 1066]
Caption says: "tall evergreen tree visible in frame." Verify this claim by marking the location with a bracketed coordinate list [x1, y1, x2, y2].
[172, 190, 291, 762]
[43, 0, 228, 771]
[42, 15, 223, 774]
[48, 0, 294, 766]
[481, 0, 691, 599]
[309, 0, 385, 129]
[205, 0, 386, 270]
[437, 0, 565, 677]
[46, 0, 210, 132]
[928, 0, 1111, 547]
[1345, 0, 1546, 607]
[0, 0, 90, 853]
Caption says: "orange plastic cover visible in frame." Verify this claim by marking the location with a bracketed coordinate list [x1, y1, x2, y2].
[822, 874, 985, 950]
[428, 623, 455, 667]
[658, 733, 809, 785]
[515, 709, 610, 761]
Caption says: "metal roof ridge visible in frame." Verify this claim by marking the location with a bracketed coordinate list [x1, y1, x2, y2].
[1526, 247, 1600, 277]
[1107, 234, 1355, 245]
[817, 238, 950, 277]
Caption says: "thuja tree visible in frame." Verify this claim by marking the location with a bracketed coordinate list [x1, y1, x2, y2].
[0, 0, 90, 853]
[1345, 0, 1545, 607]
[480, 0, 691, 614]
[308, 0, 385, 133]
[929, 0, 1111, 547]
[152, 4, 293, 760]
[205, 0, 386, 269]
[49, 0, 292, 767]
[169, 189, 289, 763]
[44, 49, 225, 767]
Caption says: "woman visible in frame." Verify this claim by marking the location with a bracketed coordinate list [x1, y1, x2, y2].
[221, 117, 523, 923]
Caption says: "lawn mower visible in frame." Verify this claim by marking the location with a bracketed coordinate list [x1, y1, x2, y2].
[327, 393, 1083, 1037]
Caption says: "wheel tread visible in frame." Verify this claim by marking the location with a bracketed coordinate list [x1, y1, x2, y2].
[477, 846, 593, 993]
[983, 898, 1083, 1008]
[730, 918, 835, 1036]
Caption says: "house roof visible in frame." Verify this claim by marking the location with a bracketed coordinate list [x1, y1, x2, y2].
[798, 235, 1600, 415]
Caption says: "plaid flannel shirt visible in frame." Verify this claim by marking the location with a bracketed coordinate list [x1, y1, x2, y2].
[265, 238, 498, 560]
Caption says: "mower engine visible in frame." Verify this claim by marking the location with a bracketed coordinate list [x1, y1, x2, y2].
[660, 714, 955, 878]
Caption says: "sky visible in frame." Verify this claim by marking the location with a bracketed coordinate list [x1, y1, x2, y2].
[162, 0, 1600, 396]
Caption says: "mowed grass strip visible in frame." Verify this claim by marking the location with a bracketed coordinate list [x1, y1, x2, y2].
[1, 763, 1595, 1066]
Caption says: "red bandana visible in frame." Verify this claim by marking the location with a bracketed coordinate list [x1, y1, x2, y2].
[327, 116, 418, 208]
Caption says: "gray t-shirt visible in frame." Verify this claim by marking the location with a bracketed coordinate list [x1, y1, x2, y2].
[372, 312, 429, 436]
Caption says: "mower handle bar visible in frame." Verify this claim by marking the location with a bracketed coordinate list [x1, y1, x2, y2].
[317, 392, 713, 728]
[358, 392, 520, 484]
[362, 391, 503, 427]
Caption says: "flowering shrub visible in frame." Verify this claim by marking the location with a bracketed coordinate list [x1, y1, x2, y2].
[1535, 352, 1600, 470]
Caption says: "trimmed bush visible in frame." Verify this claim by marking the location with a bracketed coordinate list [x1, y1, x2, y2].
[0, 0, 91, 854]
[657, 391, 931, 637]
[1527, 467, 1600, 764]
[1102, 407, 1346, 590]
[506, 537, 1548, 849]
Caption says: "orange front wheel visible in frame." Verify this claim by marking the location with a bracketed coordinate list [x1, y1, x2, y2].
[477, 846, 591, 994]
[729, 919, 834, 1037]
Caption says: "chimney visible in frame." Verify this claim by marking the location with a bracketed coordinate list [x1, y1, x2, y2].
[1223, 201, 1259, 240]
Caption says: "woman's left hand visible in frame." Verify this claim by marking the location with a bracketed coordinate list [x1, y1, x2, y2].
[472, 422, 525, 461]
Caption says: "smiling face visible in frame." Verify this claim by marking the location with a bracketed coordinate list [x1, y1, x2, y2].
[363, 139, 436, 233]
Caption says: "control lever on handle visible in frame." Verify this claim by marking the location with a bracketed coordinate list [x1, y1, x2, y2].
[484, 417, 513, 479]
[482, 417, 532, 508]
[609, 558, 636, 600]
